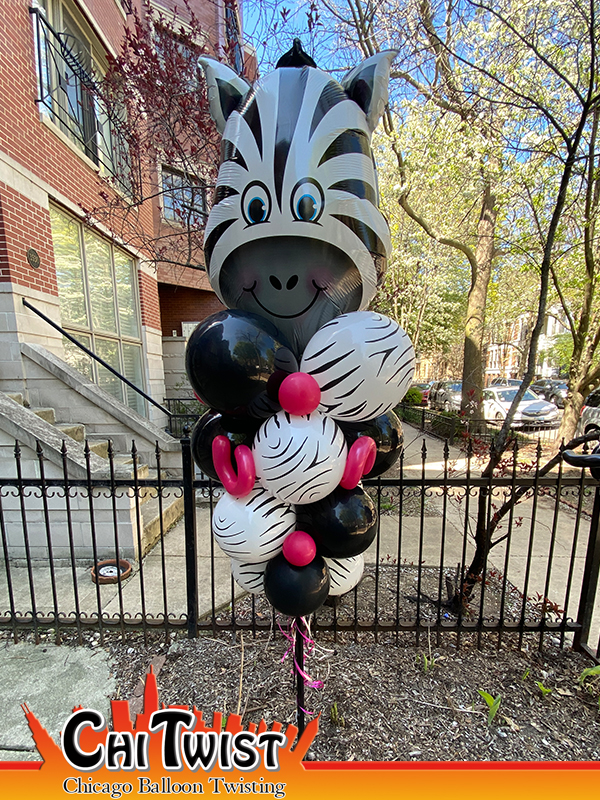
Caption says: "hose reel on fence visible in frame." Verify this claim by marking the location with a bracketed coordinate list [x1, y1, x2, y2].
[561, 441, 600, 658]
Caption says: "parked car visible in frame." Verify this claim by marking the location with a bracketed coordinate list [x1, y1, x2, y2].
[531, 379, 568, 408]
[490, 378, 522, 387]
[576, 388, 600, 436]
[482, 387, 560, 427]
[431, 381, 462, 412]
[411, 382, 432, 406]
[427, 381, 445, 408]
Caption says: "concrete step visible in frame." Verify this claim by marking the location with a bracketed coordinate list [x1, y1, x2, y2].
[140, 490, 185, 556]
[86, 432, 130, 454]
[114, 455, 150, 479]
[55, 423, 85, 443]
[89, 440, 109, 459]
[33, 407, 56, 424]
[7, 393, 24, 406]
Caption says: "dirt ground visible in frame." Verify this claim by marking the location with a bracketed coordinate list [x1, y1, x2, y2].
[99, 625, 600, 763]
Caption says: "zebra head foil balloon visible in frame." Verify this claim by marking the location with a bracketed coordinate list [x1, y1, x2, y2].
[200, 42, 396, 355]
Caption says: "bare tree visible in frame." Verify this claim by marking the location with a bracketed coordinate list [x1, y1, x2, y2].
[84, 0, 232, 276]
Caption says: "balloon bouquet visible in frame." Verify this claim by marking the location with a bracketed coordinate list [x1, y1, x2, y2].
[186, 40, 415, 621]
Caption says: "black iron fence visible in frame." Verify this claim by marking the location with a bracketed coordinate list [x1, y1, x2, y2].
[0, 429, 599, 661]
[397, 403, 562, 446]
[163, 397, 206, 438]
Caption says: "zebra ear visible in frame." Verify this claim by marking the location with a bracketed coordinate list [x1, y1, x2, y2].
[199, 57, 252, 133]
[341, 50, 397, 132]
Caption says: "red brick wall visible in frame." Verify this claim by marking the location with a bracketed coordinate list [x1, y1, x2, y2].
[150, 0, 222, 51]
[78, 0, 133, 52]
[157, 263, 213, 291]
[139, 270, 162, 330]
[0, 0, 154, 293]
[158, 284, 225, 336]
[0, 183, 57, 294]
[0, 0, 234, 335]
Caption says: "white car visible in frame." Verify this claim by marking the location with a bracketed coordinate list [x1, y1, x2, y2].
[576, 388, 600, 436]
[482, 387, 560, 427]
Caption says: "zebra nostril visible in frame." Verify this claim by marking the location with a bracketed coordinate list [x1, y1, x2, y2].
[269, 276, 283, 290]
[286, 275, 299, 290]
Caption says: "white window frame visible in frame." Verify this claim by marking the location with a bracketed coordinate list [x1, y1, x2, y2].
[49, 205, 147, 415]
[160, 165, 208, 227]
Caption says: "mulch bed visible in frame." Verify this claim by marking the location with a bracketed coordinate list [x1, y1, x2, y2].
[103, 628, 600, 762]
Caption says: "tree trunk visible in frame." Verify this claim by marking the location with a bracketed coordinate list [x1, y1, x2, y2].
[461, 181, 497, 420]
[558, 388, 585, 442]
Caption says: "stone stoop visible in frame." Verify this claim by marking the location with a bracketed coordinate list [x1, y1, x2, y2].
[21, 342, 181, 471]
[8, 393, 109, 459]
[139, 489, 185, 556]
[38, 413, 109, 460]
[0, 391, 181, 561]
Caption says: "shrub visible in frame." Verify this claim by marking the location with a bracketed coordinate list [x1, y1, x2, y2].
[403, 387, 423, 406]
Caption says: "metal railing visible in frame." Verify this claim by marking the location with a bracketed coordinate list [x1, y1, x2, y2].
[1, 430, 599, 662]
[397, 404, 561, 446]
[30, 7, 134, 194]
[163, 398, 206, 437]
[22, 299, 172, 421]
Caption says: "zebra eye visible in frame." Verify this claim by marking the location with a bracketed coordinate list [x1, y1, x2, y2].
[241, 182, 271, 225]
[291, 179, 324, 223]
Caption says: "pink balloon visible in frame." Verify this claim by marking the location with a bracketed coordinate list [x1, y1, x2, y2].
[212, 436, 256, 498]
[282, 530, 317, 567]
[278, 372, 321, 415]
[340, 436, 377, 490]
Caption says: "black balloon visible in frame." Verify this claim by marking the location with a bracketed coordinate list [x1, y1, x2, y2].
[191, 411, 261, 481]
[185, 310, 289, 414]
[264, 554, 330, 617]
[296, 485, 377, 558]
[338, 410, 404, 478]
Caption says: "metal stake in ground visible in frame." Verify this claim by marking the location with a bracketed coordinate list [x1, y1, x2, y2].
[295, 617, 305, 735]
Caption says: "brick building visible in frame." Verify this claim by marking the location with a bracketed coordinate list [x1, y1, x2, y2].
[484, 310, 568, 385]
[0, 0, 249, 433]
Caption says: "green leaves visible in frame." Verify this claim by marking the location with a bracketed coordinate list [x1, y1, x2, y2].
[578, 665, 600, 685]
[477, 689, 502, 724]
[535, 681, 553, 698]
[577, 665, 600, 710]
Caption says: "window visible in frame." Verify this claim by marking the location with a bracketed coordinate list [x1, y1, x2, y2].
[224, 3, 244, 74]
[153, 22, 203, 91]
[49, 206, 146, 415]
[161, 167, 207, 226]
[30, 1, 130, 190]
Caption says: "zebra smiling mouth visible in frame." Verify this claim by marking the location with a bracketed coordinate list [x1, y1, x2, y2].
[219, 236, 363, 353]
[244, 280, 324, 319]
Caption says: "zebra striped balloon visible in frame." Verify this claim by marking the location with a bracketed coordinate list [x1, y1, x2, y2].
[231, 559, 268, 594]
[324, 554, 364, 596]
[301, 311, 415, 422]
[212, 487, 296, 563]
[253, 410, 347, 505]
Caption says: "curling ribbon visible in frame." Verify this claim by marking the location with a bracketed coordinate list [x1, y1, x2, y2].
[278, 619, 324, 694]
